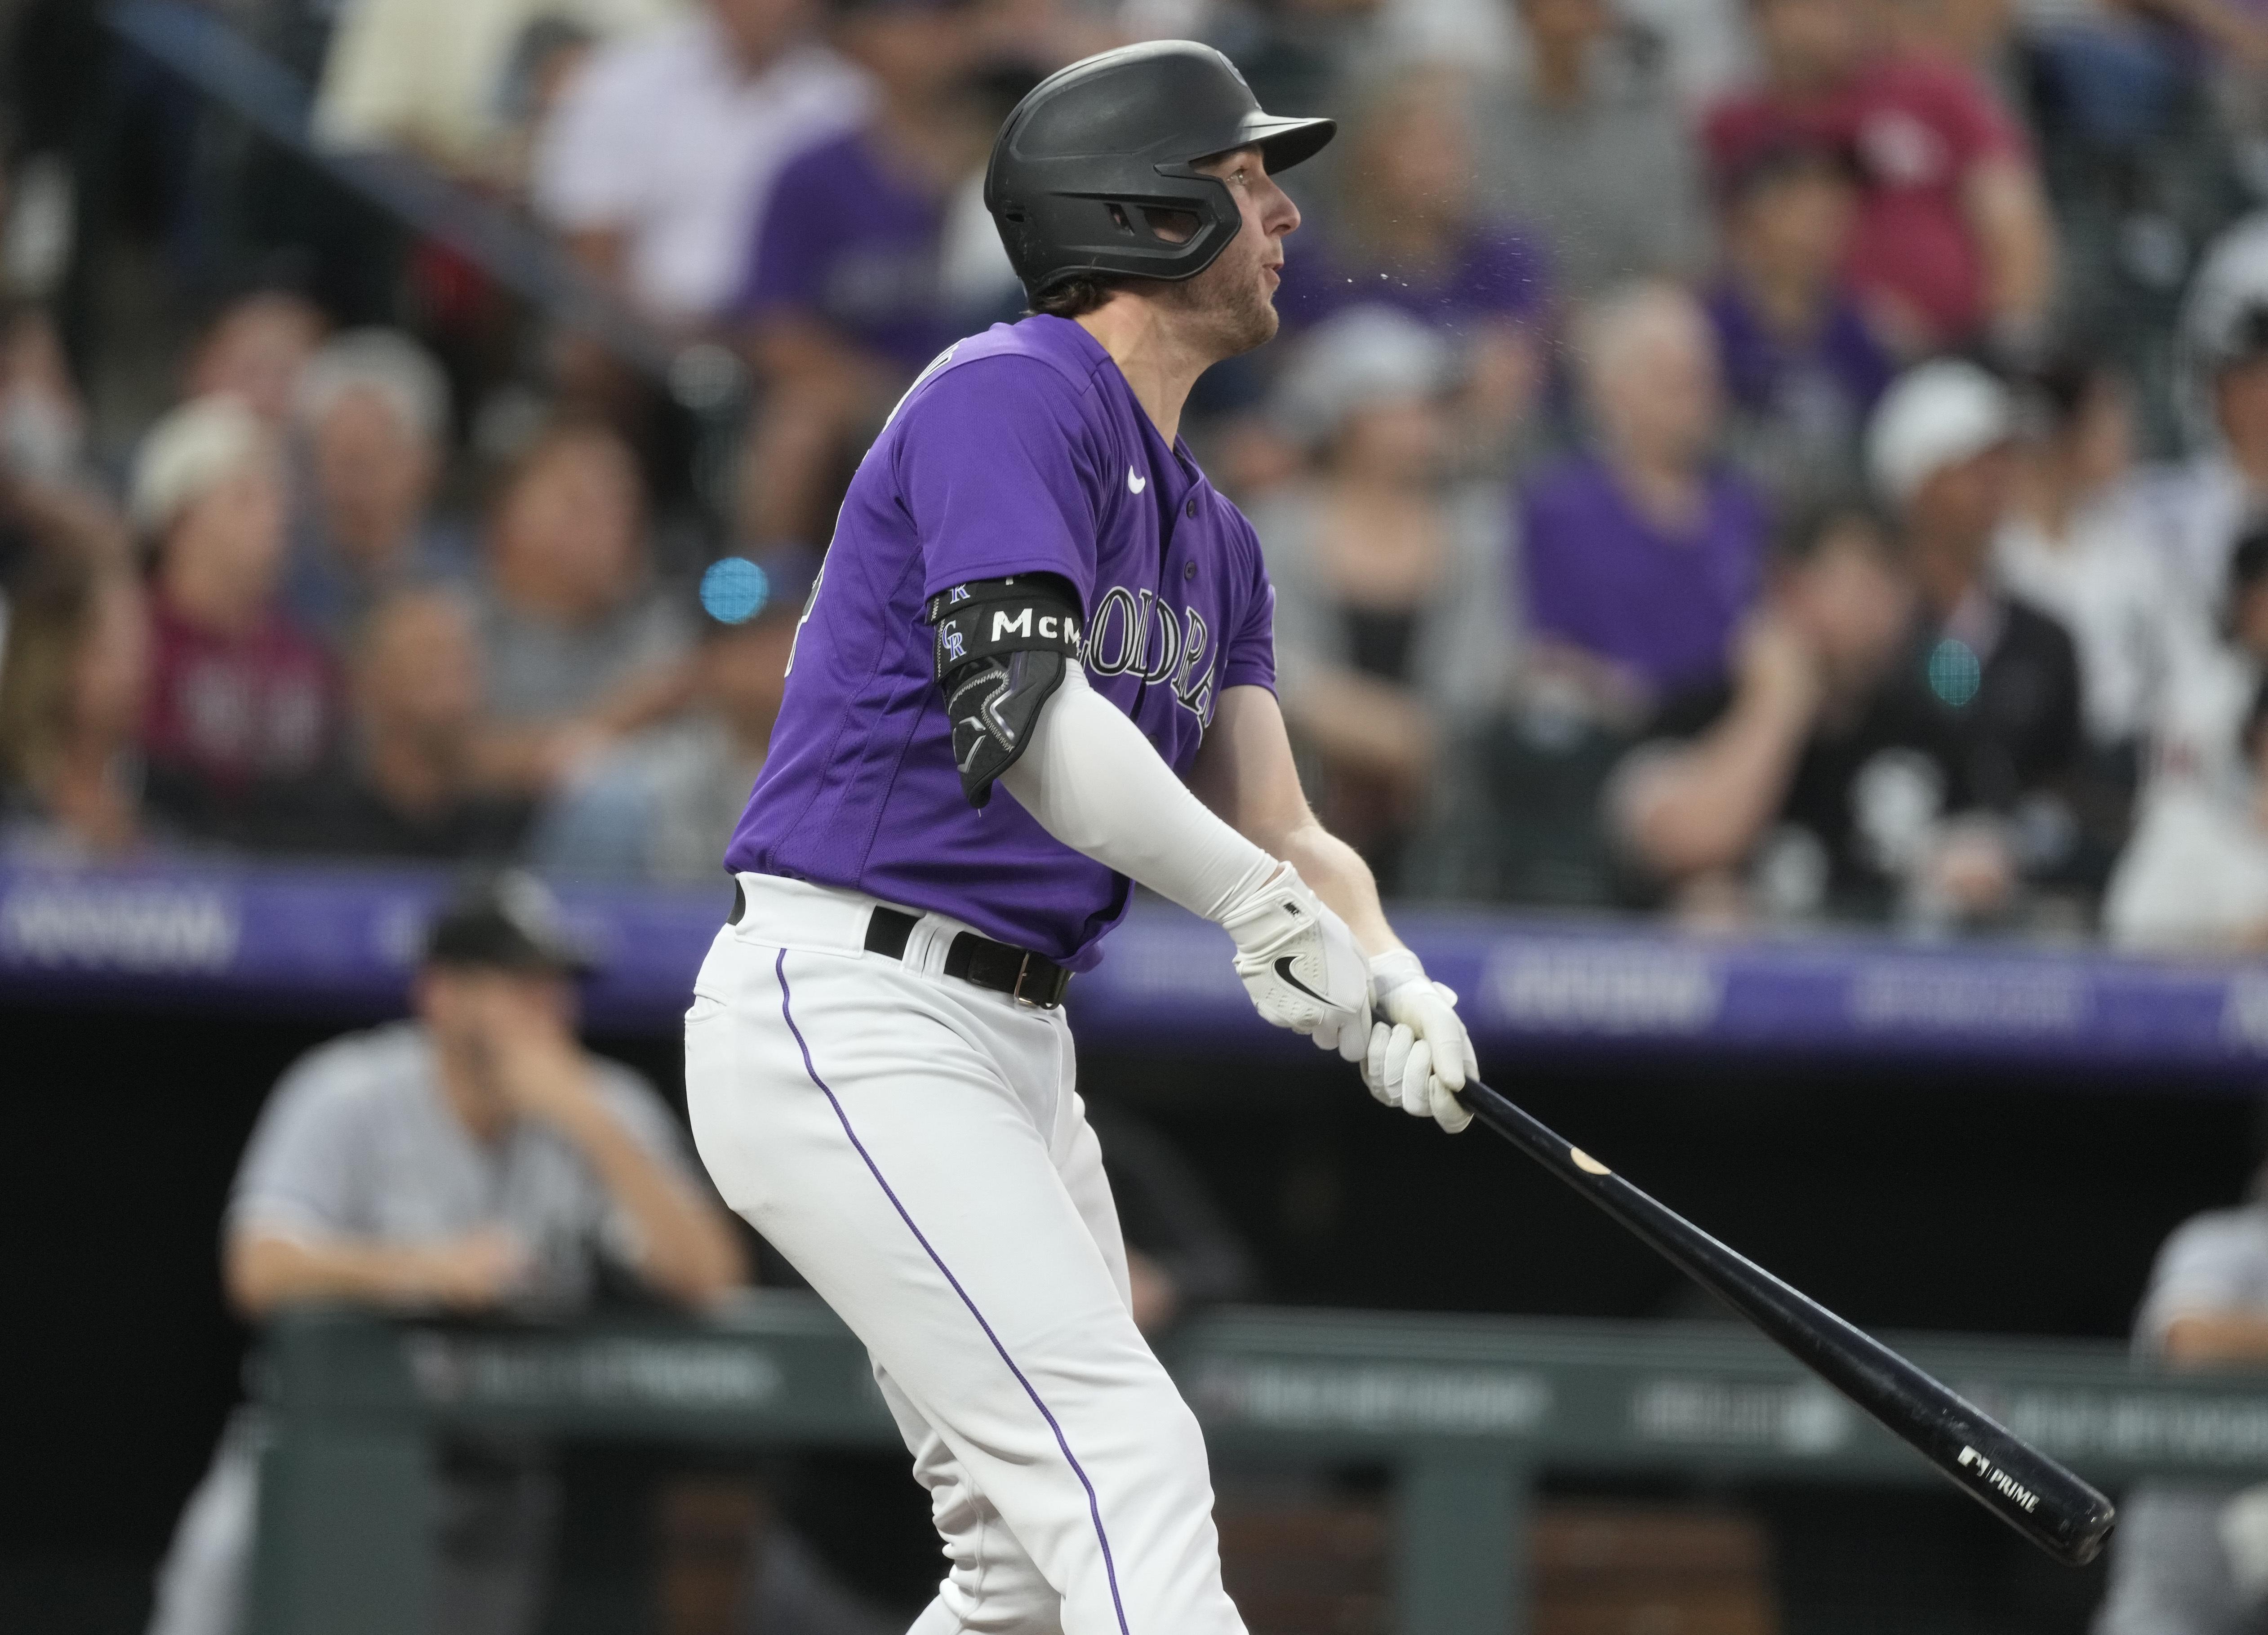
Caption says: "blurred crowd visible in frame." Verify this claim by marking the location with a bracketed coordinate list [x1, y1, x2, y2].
[18, 0, 2268, 946]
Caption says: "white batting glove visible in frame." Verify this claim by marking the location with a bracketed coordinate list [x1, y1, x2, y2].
[1219, 863, 1371, 1060]
[1364, 950, 1478, 1133]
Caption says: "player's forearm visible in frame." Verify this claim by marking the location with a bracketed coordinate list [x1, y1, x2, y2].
[544, 1098, 748, 1305]
[1276, 818, 1399, 957]
[999, 666, 1276, 921]
[225, 1231, 454, 1317]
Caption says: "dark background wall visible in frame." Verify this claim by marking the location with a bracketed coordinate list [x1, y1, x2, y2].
[3, 997, 2256, 1631]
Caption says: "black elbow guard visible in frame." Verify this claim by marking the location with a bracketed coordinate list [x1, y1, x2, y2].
[925, 576, 1085, 807]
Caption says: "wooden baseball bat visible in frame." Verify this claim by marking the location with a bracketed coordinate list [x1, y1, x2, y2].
[1456, 1077, 2117, 1566]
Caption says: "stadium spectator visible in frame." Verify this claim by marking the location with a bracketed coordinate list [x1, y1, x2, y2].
[2090, 1164, 2268, 1634]
[0, 302, 127, 582]
[145, 875, 747, 1635]
[1706, 136, 1894, 506]
[1703, 0, 2056, 356]
[135, 396, 342, 835]
[283, 329, 469, 645]
[1521, 280, 1768, 711]
[0, 555, 152, 858]
[2129, 525, 2268, 826]
[532, 0, 871, 327]
[2142, 214, 2268, 617]
[1273, 67, 1549, 465]
[1249, 307, 1519, 877]
[2104, 670, 2268, 948]
[533, 550, 811, 881]
[470, 419, 696, 794]
[1996, 353, 2169, 755]
[246, 589, 534, 861]
[182, 291, 328, 426]
[1470, 0, 1713, 302]
[1609, 501, 2011, 923]
[734, 0, 986, 548]
[1868, 359, 2085, 876]
[311, 0, 676, 182]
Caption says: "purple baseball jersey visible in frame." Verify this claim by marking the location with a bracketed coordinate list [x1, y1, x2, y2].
[738, 127, 956, 376]
[1521, 451, 1767, 696]
[725, 315, 1277, 969]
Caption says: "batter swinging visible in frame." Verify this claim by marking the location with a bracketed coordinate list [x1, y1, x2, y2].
[685, 40, 1478, 1634]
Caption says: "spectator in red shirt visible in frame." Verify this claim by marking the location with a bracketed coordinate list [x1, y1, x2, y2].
[1704, 0, 2055, 356]
[133, 396, 341, 834]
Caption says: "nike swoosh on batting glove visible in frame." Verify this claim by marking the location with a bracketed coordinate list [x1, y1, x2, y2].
[1218, 862, 1370, 1059]
[1365, 949, 1477, 1133]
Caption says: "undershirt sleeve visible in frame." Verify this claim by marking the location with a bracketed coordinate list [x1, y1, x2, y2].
[999, 664, 1272, 922]
[226, 1053, 364, 1243]
[898, 358, 1105, 611]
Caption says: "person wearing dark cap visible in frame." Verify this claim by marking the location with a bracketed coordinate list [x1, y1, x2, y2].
[733, 0, 987, 551]
[147, 873, 746, 1635]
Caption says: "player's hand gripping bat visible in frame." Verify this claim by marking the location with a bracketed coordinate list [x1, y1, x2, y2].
[1454, 1077, 2117, 1566]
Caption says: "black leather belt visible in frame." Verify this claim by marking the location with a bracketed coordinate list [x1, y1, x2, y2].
[864, 906, 1072, 1009]
[725, 882, 1071, 1008]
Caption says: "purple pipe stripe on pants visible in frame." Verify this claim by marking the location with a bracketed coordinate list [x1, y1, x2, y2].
[773, 948, 1134, 1635]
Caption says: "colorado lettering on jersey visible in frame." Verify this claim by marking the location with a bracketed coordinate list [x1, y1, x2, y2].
[1084, 585, 1218, 725]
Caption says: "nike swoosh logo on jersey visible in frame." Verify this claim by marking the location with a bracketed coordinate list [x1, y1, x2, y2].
[1128, 468, 1146, 494]
[1273, 956, 1334, 1006]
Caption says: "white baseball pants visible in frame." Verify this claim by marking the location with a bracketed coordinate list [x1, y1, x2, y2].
[684, 874, 1246, 1635]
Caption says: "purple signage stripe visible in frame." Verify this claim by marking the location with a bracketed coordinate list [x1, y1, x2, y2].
[2, 860, 2264, 1079]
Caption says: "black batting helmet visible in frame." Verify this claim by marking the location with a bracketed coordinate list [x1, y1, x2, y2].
[983, 41, 1335, 302]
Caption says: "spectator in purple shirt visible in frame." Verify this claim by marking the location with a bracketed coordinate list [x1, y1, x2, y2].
[1274, 67, 1552, 470]
[1522, 280, 1769, 715]
[1706, 137, 1894, 507]
[735, 0, 984, 548]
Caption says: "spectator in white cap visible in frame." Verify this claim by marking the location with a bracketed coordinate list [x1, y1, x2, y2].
[285, 329, 471, 645]
[1869, 358, 2087, 889]
[1243, 306, 1520, 883]
[134, 395, 342, 835]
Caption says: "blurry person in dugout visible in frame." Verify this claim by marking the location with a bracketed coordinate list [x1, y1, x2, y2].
[133, 395, 343, 837]
[1245, 307, 1519, 885]
[534, 549, 814, 882]
[2095, 1138, 2268, 1635]
[0, 552, 152, 858]
[146, 875, 747, 1635]
[469, 418, 696, 796]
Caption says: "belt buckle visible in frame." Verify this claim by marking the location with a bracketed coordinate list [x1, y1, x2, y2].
[1010, 951, 1042, 1008]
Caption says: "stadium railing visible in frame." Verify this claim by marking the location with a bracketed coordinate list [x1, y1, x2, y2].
[249, 1297, 2268, 1635]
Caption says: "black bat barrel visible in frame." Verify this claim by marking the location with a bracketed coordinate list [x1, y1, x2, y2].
[1457, 1078, 2117, 1567]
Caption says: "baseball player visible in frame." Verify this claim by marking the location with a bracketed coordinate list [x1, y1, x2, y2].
[685, 41, 1478, 1634]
